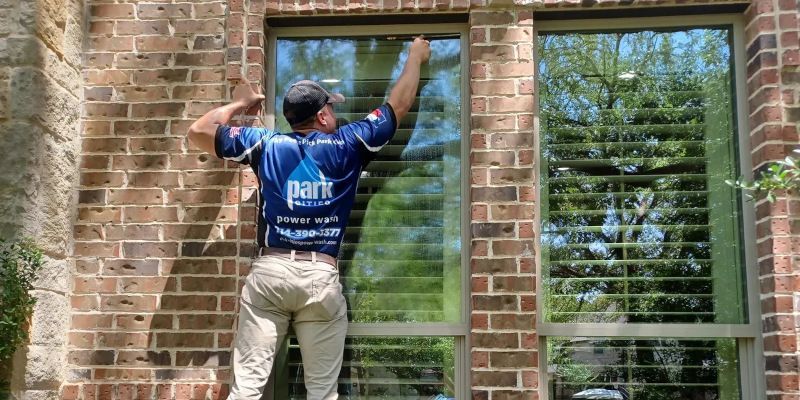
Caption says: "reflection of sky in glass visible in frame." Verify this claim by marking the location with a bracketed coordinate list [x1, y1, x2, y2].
[539, 28, 744, 324]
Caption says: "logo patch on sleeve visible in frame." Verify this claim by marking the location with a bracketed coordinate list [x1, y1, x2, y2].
[366, 109, 387, 126]
[228, 126, 242, 138]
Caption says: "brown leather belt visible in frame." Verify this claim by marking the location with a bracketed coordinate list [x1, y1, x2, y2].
[258, 247, 337, 269]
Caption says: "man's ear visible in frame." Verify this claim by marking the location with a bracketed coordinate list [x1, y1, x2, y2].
[317, 110, 328, 126]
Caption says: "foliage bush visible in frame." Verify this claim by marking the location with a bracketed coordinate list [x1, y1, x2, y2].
[727, 150, 800, 203]
[0, 239, 43, 362]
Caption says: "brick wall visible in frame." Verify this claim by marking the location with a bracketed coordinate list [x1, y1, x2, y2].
[64, 0, 797, 399]
[0, 0, 85, 398]
[469, 9, 538, 400]
[744, 0, 800, 398]
[71, 1, 239, 398]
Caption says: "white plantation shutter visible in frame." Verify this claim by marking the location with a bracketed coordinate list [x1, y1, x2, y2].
[538, 26, 747, 400]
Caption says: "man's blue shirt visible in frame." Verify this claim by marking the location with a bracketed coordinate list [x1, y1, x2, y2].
[215, 104, 397, 257]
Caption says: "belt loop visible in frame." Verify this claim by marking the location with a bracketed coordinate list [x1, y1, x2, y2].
[312, 252, 317, 264]
[290, 249, 296, 261]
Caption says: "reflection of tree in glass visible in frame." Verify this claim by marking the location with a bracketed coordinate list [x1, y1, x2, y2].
[540, 29, 740, 400]
[540, 29, 733, 324]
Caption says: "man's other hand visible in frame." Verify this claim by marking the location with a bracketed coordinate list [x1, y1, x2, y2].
[409, 36, 431, 64]
[233, 80, 266, 111]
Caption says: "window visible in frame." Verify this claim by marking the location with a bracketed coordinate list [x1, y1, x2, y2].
[536, 16, 761, 400]
[268, 26, 468, 398]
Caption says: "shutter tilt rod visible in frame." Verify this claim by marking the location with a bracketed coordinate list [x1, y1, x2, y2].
[385, 34, 460, 41]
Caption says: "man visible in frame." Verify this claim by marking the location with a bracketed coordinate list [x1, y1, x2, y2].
[187, 36, 431, 399]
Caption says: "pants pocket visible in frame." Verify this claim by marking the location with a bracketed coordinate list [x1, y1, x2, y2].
[312, 280, 346, 320]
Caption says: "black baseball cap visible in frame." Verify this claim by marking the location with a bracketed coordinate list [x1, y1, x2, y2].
[283, 80, 345, 126]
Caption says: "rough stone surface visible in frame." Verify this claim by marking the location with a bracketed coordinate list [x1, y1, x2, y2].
[28, 290, 69, 346]
[21, 345, 64, 390]
[32, 256, 70, 293]
[13, 389, 60, 400]
[10, 67, 80, 132]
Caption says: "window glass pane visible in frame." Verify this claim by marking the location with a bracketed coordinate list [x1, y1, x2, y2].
[538, 28, 746, 324]
[286, 336, 456, 399]
[276, 37, 463, 323]
[548, 337, 740, 400]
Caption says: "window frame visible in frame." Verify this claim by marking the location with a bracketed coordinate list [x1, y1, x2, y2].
[265, 23, 471, 398]
[532, 14, 764, 399]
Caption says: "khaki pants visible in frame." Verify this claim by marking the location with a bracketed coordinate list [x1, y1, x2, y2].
[228, 255, 348, 400]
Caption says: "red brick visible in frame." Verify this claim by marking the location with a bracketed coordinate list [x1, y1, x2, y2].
[472, 79, 516, 96]
[494, 276, 534, 292]
[84, 103, 128, 118]
[173, 85, 226, 100]
[111, 155, 167, 171]
[472, 332, 519, 349]
[89, 37, 134, 52]
[489, 27, 532, 43]
[472, 168, 488, 185]
[100, 295, 158, 311]
[85, 53, 114, 69]
[490, 62, 534, 78]
[123, 242, 180, 258]
[493, 240, 535, 256]
[130, 137, 183, 153]
[489, 168, 532, 184]
[106, 225, 161, 241]
[137, 3, 191, 18]
[492, 204, 534, 220]
[121, 277, 176, 293]
[76, 207, 121, 223]
[116, 20, 170, 35]
[472, 204, 488, 221]
[115, 86, 170, 102]
[472, 240, 488, 257]
[472, 115, 515, 131]
[491, 313, 535, 330]
[472, 276, 489, 292]
[175, 52, 226, 66]
[136, 37, 189, 52]
[116, 53, 172, 68]
[471, 45, 515, 62]
[471, 11, 514, 25]
[133, 69, 189, 85]
[128, 172, 180, 188]
[72, 314, 113, 330]
[84, 70, 131, 86]
[156, 332, 214, 347]
[116, 314, 173, 330]
[472, 313, 489, 329]
[490, 351, 537, 368]
[74, 277, 118, 294]
[472, 350, 489, 368]
[192, 69, 226, 83]
[91, 4, 135, 19]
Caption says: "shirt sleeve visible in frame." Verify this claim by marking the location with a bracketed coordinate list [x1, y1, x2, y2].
[338, 103, 398, 154]
[214, 125, 269, 165]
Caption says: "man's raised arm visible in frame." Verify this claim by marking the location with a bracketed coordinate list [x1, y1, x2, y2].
[387, 36, 431, 125]
[187, 82, 265, 154]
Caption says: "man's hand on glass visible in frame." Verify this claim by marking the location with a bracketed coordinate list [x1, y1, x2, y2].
[410, 35, 431, 64]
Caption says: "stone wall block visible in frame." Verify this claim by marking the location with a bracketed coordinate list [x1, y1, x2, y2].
[10, 67, 80, 139]
[32, 256, 70, 293]
[20, 345, 65, 390]
[28, 290, 69, 346]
